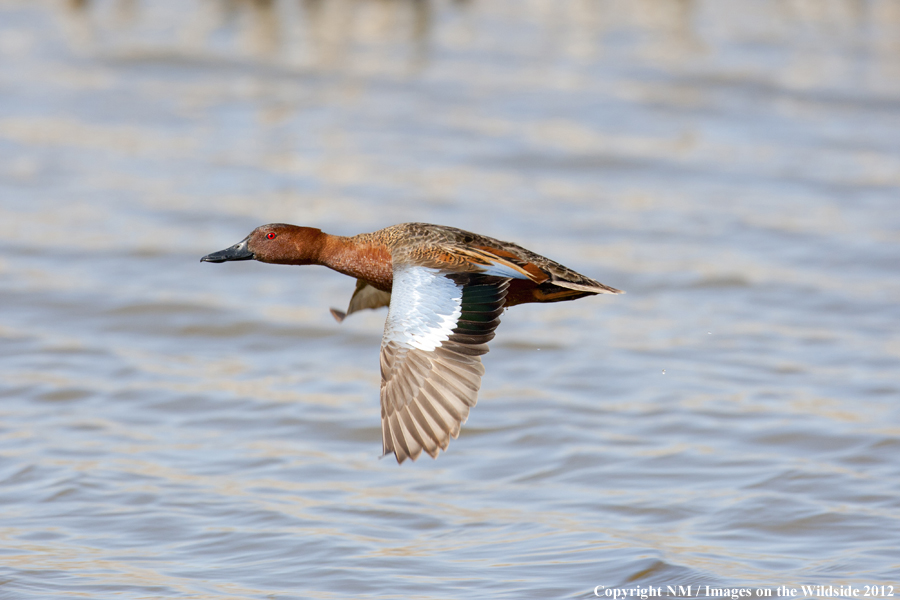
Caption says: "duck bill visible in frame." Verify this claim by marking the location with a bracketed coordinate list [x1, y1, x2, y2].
[201, 238, 254, 263]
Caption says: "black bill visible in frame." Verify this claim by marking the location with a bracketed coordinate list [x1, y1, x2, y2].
[200, 238, 254, 263]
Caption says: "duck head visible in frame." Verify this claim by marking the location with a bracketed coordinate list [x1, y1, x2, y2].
[201, 224, 325, 265]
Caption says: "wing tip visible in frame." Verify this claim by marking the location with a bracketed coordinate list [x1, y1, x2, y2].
[381, 448, 441, 464]
[553, 280, 625, 295]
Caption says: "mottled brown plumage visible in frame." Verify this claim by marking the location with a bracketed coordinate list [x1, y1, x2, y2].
[201, 222, 622, 463]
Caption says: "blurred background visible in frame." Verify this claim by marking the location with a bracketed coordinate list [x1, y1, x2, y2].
[1, 0, 898, 598]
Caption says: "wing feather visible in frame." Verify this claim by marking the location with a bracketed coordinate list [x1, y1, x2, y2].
[417, 388, 459, 441]
[407, 399, 442, 456]
[379, 267, 508, 463]
[389, 412, 414, 462]
[443, 244, 623, 296]
[420, 379, 467, 423]
[331, 279, 392, 322]
[398, 411, 426, 460]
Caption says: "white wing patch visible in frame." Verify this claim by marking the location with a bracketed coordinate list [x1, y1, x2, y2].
[383, 266, 463, 352]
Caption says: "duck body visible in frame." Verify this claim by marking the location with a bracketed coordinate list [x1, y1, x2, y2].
[202, 222, 621, 463]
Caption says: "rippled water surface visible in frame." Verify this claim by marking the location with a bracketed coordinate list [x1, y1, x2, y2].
[1, 0, 899, 598]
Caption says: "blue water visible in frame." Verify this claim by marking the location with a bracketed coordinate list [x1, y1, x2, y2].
[1, 0, 899, 598]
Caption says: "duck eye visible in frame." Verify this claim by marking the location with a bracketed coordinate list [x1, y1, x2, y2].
[266, 232, 277, 240]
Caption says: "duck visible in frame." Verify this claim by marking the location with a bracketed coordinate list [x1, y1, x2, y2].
[201, 222, 622, 464]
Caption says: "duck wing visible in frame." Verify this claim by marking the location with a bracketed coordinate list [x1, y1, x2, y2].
[379, 266, 508, 463]
[330, 279, 392, 322]
[451, 244, 623, 295]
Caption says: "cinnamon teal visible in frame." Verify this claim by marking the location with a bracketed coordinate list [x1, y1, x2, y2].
[201, 222, 622, 464]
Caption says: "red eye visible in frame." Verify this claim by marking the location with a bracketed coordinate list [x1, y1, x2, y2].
[266, 232, 277, 240]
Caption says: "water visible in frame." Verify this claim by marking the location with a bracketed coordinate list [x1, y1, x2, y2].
[1, 0, 899, 598]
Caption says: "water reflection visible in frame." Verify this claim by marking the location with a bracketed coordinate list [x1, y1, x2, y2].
[297, 0, 434, 69]
[62, 0, 440, 70]
[57, 0, 900, 81]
